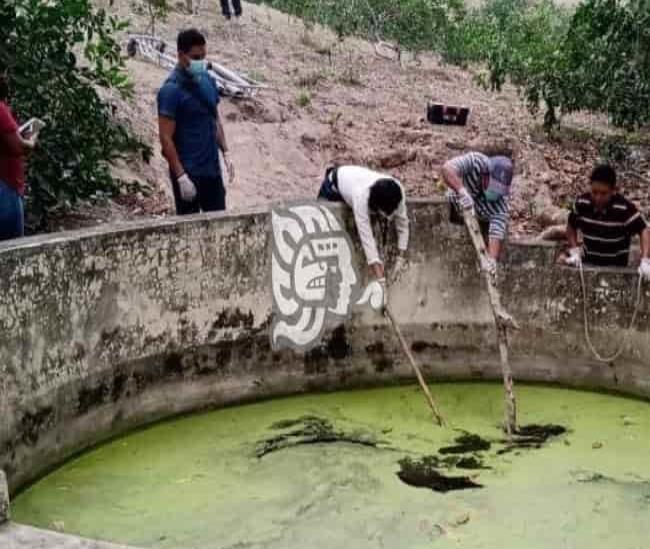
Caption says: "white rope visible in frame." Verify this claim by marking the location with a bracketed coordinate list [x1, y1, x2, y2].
[579, 262, 644, 363]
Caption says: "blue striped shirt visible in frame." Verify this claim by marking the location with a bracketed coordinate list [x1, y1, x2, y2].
[447, 152, 509, 240]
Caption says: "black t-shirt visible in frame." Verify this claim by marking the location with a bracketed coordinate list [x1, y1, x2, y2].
[568, 192, 647, 266]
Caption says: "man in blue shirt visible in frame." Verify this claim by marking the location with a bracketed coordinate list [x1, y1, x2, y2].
[157, 29, 234, 214]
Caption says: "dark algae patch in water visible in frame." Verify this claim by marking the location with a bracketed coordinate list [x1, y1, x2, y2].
[396, 427, 567, 492]
[256, 415, 380, 458]
[12, 384, 650, 549]
[498, 424, 568, 454]
[397, 456, 483, 493]
[439, 433, 491, 454]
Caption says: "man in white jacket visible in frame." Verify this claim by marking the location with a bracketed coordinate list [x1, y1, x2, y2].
[318, 165, 410, 306]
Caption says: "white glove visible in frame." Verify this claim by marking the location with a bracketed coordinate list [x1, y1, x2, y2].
[177, 173, 197, 202]
[564, 246, 583, 268]
[639, 258, 650, 281]
[391, 253, 408, 281]
[378, 277, 388, 310]
[480, 255, 497, 277]
[456, 187, 474, 211]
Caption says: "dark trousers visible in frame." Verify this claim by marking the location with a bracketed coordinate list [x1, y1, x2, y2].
[0, 179, 24, 241]
[219, 0, 242, 18]
[317, 167, 342, 201]
[171, 173, 226, 215]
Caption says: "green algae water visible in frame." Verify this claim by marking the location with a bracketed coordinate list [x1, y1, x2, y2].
[12, 383, 650, 549]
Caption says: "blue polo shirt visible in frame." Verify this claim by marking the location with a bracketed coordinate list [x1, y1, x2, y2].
[157, 67, 221, 178]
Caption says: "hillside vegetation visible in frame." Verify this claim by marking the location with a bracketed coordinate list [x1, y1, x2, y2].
[2, 0, 649, 236]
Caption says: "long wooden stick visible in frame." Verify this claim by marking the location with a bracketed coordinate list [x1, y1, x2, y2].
[384, 306, 445, 427]
[461, 210, 518, 436]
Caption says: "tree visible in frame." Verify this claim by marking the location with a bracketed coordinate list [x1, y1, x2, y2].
[0, 0, 150, 231]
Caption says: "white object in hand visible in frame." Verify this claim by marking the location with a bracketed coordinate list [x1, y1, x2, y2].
[177, 173, 197, 202]
[457, 187, 474, 211]
[565, 246, 583, 267]
[19, 117, 46, 137]
[639, 257, 650, 281]
[378, 277, 388, 310]
[480, 255, 497, 277]
[356, 279, 384, 312]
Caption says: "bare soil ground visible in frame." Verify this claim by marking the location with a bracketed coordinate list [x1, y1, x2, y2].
[54, 0, 650, 239]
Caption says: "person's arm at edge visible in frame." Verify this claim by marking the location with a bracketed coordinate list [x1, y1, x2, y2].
[2, 131, 37, 156]
[352, 196, 384, 279]
[159, 115, 184, 177]
[440, 159, 465, 193]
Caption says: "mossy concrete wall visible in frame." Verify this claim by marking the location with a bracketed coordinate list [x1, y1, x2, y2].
[0, 469, 8, 523]
[0, 200, 648, 495]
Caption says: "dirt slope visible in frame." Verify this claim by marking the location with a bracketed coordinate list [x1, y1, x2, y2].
[62, 0, 649, 238]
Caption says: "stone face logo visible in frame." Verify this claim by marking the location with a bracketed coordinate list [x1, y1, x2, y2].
[270, 202, 381, 351]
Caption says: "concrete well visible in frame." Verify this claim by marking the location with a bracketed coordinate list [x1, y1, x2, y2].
[0, 199, 648, 506]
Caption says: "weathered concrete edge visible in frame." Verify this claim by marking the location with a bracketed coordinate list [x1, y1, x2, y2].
[0, 469, 8, 523]
[0, 522, 145, 549]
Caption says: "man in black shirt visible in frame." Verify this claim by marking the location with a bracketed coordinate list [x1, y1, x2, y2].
[564, 164, 650, 280]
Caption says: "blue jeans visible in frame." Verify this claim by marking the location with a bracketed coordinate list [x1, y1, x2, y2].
[0, 180, 24, 241]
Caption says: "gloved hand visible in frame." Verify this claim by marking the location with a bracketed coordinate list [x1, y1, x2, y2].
[456, 187, 474, 211]
[391, 253, 408, 282]
[378, 277, 388, 311]
[639, 257, 650, 281]
[480, 255, 497, 278]
[177, 173, 197, 202]
[564, 246, 583, 268]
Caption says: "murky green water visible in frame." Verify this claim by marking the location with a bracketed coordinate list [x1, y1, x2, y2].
[12, 383, 650, 549]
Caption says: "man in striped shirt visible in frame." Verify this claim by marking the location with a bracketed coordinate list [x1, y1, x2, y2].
[441, 152, 513, 275]
[565, 164, 650, 279]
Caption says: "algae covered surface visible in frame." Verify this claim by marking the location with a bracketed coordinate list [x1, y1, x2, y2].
[12, 383, 650, 549]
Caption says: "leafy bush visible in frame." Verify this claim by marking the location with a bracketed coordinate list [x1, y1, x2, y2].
[0, 0, 150, 231]
[445, 0, 650, 130]
[253, 0, 463, 52]
[256, 0, 650, 132]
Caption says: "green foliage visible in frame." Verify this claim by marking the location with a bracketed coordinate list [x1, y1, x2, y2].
[296, 89, 312, 107]
[253, 0, 463, 52]
[256, 0, 650, 132]
[0, 0, 150, 230]
[447, 0, 650, 130]
[450, 0, 570, 127]
[558, 0, 650, 129]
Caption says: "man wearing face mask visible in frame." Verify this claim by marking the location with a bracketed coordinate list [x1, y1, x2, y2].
[0, 69, 39, 240]
[441, 152, 514, 276]
[157, 29, 234, 214]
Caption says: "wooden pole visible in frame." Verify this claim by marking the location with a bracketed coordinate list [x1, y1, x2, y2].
[461, 209, 518, 436]
[384, 307, 445, 427]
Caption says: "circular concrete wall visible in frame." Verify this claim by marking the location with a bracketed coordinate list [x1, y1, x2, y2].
[1, 200, 648, 494]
